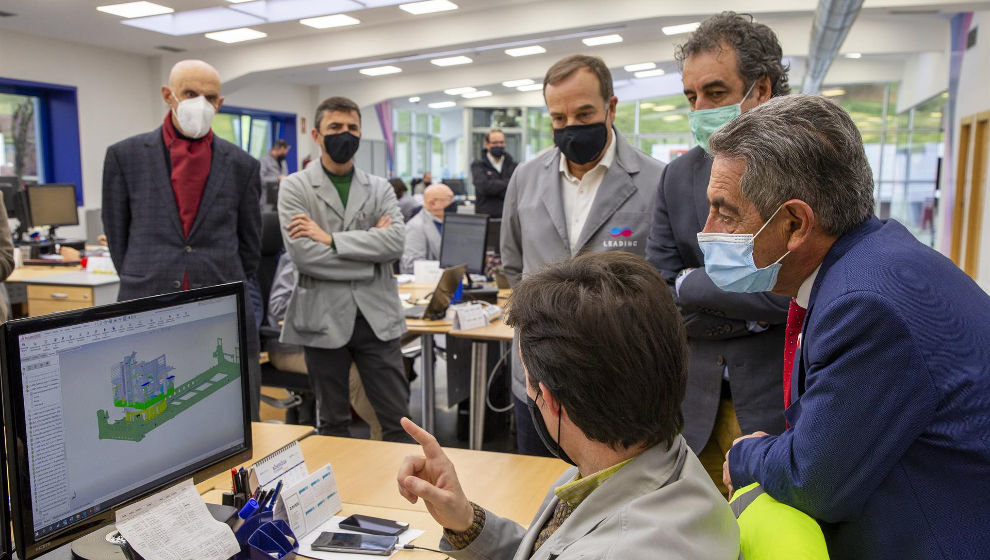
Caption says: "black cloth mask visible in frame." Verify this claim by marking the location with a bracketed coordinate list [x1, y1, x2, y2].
[488, 146, 505, 158]
[276, 155, 286, 163]
[553, 112, 610, 165]
[323, 132, 360, 164]
[527, 395, 576, 466]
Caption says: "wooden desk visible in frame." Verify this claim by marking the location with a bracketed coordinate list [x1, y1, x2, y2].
[195, 422, 315, 495]
[6, 266, 119, 316]
[399, 282, 454, 434]
[298, 436, 569, 525]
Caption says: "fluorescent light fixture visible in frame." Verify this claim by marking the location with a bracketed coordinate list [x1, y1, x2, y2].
[444, 87, 476, 95]
[662, 114, 684, 121]
[122, 7, 262, 35]
[226, 0, 254, 3]
[624, 62, 656, 72]
[634, 69, 666, 78]
[662, 22, 700, 36]
[300, 14, 361, 28]
[400, 0, 458, 15]
[205, 27, 267, 43]
[408, 96, 421, 102]
[582, 34, 623, 46]
[505, 45, 546, 57]
[428, 101, 457, 109]
[517, 83, 544, 92]
[462, 90, 492, 99]
[844, 52, 862, 59]
[502, 79, 535, 88]
[359, 65, 402, 76]
[431, 55, 472, 66]
[821, 88, 846, 97]
[653, 104, 676, 112]
[97, 1, 174, 18]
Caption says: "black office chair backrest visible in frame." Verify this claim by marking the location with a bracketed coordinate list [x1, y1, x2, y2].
[258, 212, 284, 323]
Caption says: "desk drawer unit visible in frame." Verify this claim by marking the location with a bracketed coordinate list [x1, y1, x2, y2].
[26, 284, 95, 316]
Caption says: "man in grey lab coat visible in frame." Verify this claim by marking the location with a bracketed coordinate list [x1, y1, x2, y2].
[278, 96, 412, 442]
[259, 139, 289, 208]
[397, 252, 738, 560]
[501, 54, 663, 455]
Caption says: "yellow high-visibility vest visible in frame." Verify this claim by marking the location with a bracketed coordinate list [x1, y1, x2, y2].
[730, 482, 830, 560]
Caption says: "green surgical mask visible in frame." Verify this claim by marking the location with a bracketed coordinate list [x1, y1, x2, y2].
[689, 82, 757, 153]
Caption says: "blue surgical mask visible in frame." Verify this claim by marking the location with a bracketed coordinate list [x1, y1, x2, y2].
[688, 82, 757, 153]
[696, 204, 790, 293]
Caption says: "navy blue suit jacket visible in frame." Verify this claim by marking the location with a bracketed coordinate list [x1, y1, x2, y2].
[729, 217, 990, 559]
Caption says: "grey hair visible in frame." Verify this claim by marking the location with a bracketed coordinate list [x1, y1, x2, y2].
[707, 95, 875, 237]
[675, 12, 790, 98]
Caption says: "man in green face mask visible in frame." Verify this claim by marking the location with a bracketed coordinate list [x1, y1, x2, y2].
[645, 12, 791, 497]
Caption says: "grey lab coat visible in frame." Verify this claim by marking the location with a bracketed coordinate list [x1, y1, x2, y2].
[501, 129, 662, 401]
[400, 209, 442, 273]
[277, 162, 406, 349]
[441, 435, 739, 560]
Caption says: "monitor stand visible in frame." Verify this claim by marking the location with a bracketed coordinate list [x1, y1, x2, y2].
[462, 274, 498, 304]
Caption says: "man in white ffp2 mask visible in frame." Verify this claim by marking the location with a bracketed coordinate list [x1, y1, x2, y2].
[101, 59, 264, 420]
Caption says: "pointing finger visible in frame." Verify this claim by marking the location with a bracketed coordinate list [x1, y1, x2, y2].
[401, 417, 444, 459]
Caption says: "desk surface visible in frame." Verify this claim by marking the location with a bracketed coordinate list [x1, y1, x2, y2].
[6, 266, 119, 286]
[298, 435, 569, 525]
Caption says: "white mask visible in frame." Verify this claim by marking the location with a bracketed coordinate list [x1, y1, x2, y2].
[171, 93, 215, 139]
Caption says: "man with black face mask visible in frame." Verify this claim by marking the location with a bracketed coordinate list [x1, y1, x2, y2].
[277, 96, 413, 443]
[501, 54, 663, 456]
[259, 139, 290, 209]
[470, 129, 517, 218]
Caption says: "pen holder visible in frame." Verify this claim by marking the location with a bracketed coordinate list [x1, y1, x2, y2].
[235, 513, 298, 560]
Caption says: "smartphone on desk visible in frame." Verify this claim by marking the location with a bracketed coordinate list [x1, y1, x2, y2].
[339, 513, 409, 536]
[311, 532, 399, 555]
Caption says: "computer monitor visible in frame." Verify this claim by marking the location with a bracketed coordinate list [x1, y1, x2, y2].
[25, 183, 79, 233]
[0, 283, 254, 559]
[486, 218, 501, 253]
[440, 214, 489, 282]
[0, 176, 18, 219]
[444, 179, 467, 195]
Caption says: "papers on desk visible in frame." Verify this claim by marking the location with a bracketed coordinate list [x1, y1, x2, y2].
[451, 302, 502, 331]
[395, 274, 414, 284]
[298, 516, 424, 560]
[115, 479, 240, 560]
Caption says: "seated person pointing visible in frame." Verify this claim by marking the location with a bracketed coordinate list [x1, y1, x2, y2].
[396, 251, 739, 560]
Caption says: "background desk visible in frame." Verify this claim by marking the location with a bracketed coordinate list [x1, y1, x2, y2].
[5, 267, 119, 316]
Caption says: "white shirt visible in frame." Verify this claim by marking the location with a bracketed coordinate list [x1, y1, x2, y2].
[559, 135, 616, 251]
[486, 152, 503, 174]
[795, 264, 822, 308]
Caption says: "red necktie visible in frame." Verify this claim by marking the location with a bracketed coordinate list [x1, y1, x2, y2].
[783, 299, 807, 410]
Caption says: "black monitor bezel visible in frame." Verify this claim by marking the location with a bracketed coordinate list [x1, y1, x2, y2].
[25, 183, 80, 229]
[439, 213, 489, 275]
[0, 283, 254, 559]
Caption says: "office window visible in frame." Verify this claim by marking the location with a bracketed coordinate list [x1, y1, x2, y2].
[525, 108, 554, 158]
[392, 109, 450, 182]
[211, 106, 297, 173]
[0, 92, 44, 183]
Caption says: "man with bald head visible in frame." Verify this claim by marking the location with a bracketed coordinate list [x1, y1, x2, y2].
[102, 59, 263, 416]
[400, 183, 454, 273]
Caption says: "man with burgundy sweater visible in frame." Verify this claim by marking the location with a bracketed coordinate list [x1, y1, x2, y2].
[102, 59, 263, 417]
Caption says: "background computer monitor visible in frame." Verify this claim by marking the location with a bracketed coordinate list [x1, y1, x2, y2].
[0, 283, 253, 559]
[25, 183, 79, 231]
[444, 179, 467, 195]
[0, 176, 18, 219]
[440, 213, 489, 278]
[486, 218, 501, 253]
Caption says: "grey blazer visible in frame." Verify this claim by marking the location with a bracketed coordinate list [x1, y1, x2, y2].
[400, 209, 441, 274]
[645, 146, 788, 452]
[501, 129, 662, 401]
[101, 128, 262, 302]
[277, 162, 406, 349]
[441, 435, 739, 560]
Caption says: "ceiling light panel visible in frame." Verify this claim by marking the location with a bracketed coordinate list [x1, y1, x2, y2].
[228, 0, 362, 23]
[444, 87, 476, 95]
[205, 27, 267, 43]
[431, 55, 472, 66]
[634, 69, 666, 78]
[505, 45, 546, 57]
[226, 0, 254, 3]
[624, 62, 656, 72]
[502, 79, 534, 88]
[845, 52, 863, 59]
[408, 96, 421, 102]
[582, 34, 622, 46]
[517, 83, 543, 92]
[97, 2, 174, 18]
[122, 7, 262, 35]
[400, 0, 458, 15]
[462, 90, 492, 99]
[300, 14, 360, 28]
[662, 22, 700, 35]
[359, 65, 402, 76]
[428, 101, 457, 109]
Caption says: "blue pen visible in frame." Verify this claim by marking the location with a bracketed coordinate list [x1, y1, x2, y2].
[266, 480, 283, 511]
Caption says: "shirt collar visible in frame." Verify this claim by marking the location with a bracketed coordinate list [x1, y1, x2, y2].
[558, 131, 616, 182]
[486, 152, 502, 167]
[795, 264, 822, 308]
[553, 456, 632, 508]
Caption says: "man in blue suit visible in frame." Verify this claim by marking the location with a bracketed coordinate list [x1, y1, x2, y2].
[705, 94, 990, 559]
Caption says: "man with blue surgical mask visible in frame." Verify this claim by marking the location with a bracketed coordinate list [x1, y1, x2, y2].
[645, 12, 791, 496]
